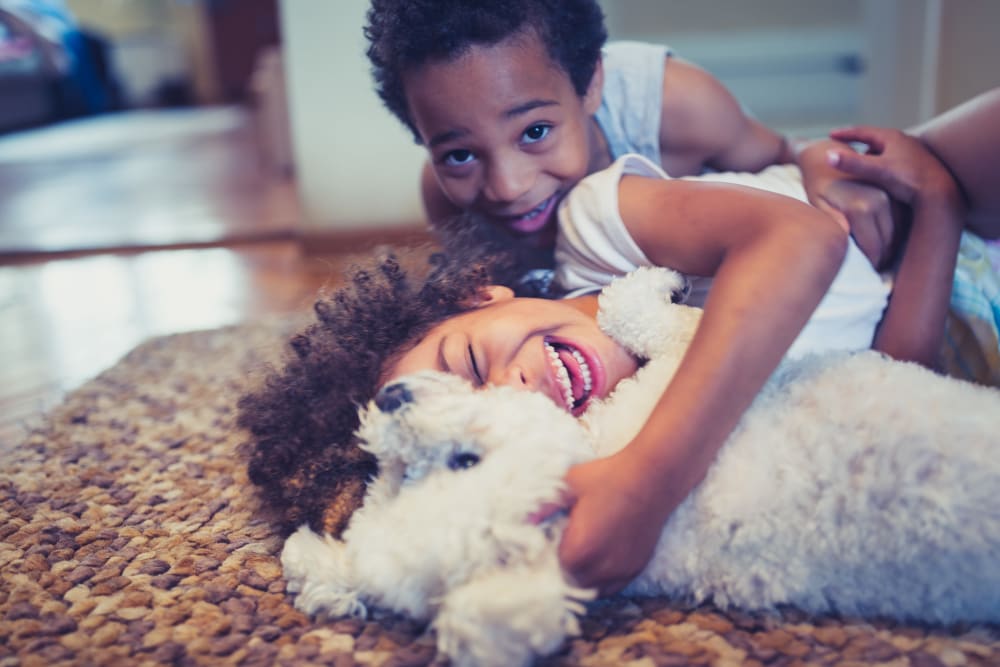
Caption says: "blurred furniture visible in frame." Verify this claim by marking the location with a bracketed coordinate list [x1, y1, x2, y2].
[0, 7, 58, 131]
[205, 0, 279, 102]
[249, 45, 292, 178]
[0, 5, 121, 133]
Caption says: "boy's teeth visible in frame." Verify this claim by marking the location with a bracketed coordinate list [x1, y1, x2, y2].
[516, 199, 547, 221]
[544, 341, 592, 411]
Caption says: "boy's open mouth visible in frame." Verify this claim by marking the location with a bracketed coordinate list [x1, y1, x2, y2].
[543, 338, 594, 416]
[503, 195, 557, 236]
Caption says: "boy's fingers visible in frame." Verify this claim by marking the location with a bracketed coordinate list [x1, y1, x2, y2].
[829, 125, 887, 153]
[827, 149, 887, 182]
[827, 149, 909, 203]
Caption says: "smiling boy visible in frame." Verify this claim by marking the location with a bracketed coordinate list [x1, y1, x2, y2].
[367, 2, 787, 240]
[364, 0, 894, 262]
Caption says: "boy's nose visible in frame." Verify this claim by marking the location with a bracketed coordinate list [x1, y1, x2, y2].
[483, 159, 532, 205]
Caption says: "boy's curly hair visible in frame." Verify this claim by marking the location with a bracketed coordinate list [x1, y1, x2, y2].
[237, 245, 528, 537]
[364, 0, 607, 140]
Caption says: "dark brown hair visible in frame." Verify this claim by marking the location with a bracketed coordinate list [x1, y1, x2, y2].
[364, 0, 607, 141]
[237, 244, 530, 536]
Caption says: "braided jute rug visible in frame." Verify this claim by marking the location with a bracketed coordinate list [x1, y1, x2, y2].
[2, 320, 998, 667]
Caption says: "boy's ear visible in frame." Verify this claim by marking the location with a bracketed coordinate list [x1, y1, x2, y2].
[473, 285, 515, 307]
[583, 57, 604, 115]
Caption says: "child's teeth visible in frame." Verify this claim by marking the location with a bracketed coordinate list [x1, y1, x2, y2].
[544, 341, 592, 410]
[516, 199, 548, 221]
[571, 349, 592, 391]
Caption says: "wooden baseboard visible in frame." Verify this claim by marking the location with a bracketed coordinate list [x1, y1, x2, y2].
[298, 225, 435, 255]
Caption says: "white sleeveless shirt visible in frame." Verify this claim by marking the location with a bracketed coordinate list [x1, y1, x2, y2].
[555, 154, 892, 359]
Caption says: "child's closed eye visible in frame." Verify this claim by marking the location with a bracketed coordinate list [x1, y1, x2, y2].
[468, 344, 485, 385]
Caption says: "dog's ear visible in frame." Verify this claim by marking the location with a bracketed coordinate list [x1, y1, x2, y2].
[364, 461, 405, 501]
[356, 402, 404, 462]
[597, 267, 699, 360]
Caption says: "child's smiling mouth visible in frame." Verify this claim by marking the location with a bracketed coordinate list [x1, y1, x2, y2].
[500, 195, 558, 236]
[544, 338, 595, 416]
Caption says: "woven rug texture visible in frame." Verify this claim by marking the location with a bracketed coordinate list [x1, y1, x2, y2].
[1, 321, 998, 667]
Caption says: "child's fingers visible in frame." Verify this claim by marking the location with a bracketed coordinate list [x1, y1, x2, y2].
[526, 489, 574, 524]
[829, 125, 888, 153]
[525, 501, 565, 524]
[826, 149, 909, 210]
[826, 148, 899, 188]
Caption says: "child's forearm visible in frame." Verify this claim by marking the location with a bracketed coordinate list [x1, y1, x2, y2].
[872, 194, 963, 367]
[624, 217, 847, 516]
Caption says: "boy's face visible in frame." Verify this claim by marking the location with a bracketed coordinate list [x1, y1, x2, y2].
[384, 289, 638, 417]
[404, 30, 604, 247]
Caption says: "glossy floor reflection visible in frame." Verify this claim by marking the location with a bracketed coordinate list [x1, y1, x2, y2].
[0, 243, 345, 448]
[0, 107, 297, 255]
[0, 107, 345, 448]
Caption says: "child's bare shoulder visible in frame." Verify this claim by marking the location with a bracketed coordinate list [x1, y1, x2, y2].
[657, 59, 751, 172]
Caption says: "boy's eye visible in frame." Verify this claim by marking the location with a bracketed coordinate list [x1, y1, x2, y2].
[522, 124, 551, 144]
[468, 344, 484, 386]
[443, 149, 475, 166]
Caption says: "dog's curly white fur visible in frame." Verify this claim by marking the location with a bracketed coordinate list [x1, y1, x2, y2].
[282, 267, 1000, 667]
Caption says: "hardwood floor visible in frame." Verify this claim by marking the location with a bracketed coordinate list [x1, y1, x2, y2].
[0, 107, 297, 256]
[0, 107, 379, 448]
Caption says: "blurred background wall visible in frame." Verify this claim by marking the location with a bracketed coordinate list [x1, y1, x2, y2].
[279, 0, 422, 234]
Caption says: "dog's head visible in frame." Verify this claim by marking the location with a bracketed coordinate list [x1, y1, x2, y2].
[356, 370, 592, 501]
[341, 371, 593, 614]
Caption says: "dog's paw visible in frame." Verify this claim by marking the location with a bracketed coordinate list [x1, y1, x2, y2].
[434, 560, 593, 667]
[281, 525, 366, 618]
[295, 580, 366, 619]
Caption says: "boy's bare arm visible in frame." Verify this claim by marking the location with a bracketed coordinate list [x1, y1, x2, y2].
[658, 58, 792, 175]
[559, 179, 848, 593]
[658, 59, 900, 270]
[827, 126, 965, 368]
[911, 87, 1000, 240]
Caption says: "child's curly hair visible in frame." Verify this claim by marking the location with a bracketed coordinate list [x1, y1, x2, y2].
[237, 244, 529, 537]
[364, 0, 607, 140]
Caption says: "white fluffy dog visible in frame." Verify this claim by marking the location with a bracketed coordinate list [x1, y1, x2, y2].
[282, 268, 1000, 667]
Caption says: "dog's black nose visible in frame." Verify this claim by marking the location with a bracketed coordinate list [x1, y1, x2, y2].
[375, 383, 413, 413]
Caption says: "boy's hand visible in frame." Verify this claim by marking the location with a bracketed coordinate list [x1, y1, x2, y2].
[556, 450, 674, 596]
[840, 126, 965, 367]
[826, 126, 961, 210]
[797, 140, 898, 269]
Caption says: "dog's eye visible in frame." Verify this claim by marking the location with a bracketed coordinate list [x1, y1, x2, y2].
[447, 452, 480, 471]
